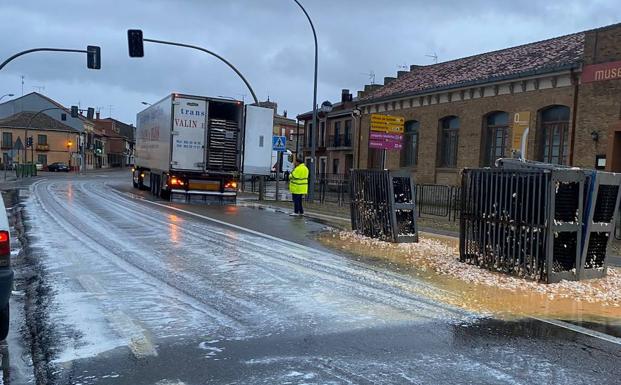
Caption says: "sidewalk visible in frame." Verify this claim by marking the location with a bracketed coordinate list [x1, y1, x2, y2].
[238, 191, 460, 238]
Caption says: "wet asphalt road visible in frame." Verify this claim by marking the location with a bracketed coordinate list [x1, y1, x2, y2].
[4, 170, 621, 384]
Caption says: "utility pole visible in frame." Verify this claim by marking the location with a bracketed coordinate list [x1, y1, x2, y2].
[293, 0, 319, 201]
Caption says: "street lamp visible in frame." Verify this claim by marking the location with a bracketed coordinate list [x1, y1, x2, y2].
[320, 100, 333, 114]
[292, 0, 319, 201]
[0, 94, 14, 102]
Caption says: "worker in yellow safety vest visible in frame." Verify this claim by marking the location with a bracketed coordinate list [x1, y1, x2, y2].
[289, 156, 309, 216]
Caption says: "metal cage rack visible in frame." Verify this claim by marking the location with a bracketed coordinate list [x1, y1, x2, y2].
[350, 169, 418, 243]
[460, 159, 621, 283]
[207, 118, 239, 171]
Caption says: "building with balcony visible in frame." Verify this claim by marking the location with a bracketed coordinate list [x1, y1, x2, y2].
[0, 111, 80, 168]
[297, 89, 356, 176]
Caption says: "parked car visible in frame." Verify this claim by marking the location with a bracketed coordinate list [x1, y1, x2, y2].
[0, 196, 13, 340]
[48, 162, 70, 172]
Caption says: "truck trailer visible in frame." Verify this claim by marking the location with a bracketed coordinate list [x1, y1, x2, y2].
[133, 93, 258, 200]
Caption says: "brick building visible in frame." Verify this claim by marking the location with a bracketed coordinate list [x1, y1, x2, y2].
[347, 22, 621, 185]
[92, 114, 136, 167]
[298, 89, 357, 176]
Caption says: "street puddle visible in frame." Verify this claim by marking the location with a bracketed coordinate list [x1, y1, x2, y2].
[317, 230, 621, 325]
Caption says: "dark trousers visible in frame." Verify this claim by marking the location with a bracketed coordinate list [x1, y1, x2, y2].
[292, 194, 304, 214]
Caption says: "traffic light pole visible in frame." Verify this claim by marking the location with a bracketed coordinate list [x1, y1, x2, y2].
[142, 38, 259, 105]
[0, 48, 88, 71]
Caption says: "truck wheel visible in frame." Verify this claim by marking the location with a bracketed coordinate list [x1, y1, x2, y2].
[161, 188, 171, 201]
[0, 304, 9, 340]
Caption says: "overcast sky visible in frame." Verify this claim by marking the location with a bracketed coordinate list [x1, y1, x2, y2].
[0, 0, 619, 124]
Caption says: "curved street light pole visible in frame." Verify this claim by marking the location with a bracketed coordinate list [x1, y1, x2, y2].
[0, 94, 14, 102]
[143, 38, 259, 105]
[293, 0, 319, 201]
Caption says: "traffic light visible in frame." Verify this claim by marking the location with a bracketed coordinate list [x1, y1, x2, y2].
[71, 105, 79, 118]
[127, 29, 144, 57]
[87, 107, 95, 120]
[86, 45, 101, 69]
[26, 137, 32, 148]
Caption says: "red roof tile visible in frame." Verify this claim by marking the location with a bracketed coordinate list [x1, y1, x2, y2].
[363, 32, 585, 101]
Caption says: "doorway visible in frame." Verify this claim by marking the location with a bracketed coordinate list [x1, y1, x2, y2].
[609, 131, 621, 172]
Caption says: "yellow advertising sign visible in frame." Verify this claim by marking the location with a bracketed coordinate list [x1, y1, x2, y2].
[512, 111, 530, 152]
[370, 114, 405, 133]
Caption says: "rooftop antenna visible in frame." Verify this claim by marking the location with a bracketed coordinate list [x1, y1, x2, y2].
[21, 75, 24, 96]
[33, 85, 45, 93]
[425, 52, 438, 64]
[360, 70, 375, 84]
[397, 63, 408, 70]
[108, 104, 114, 117]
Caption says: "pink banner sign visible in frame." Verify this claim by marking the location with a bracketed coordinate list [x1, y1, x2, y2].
[370, 132, 403, 141]
[369, 140, 403, 150]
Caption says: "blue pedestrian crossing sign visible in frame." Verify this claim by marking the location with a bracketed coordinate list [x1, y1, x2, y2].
[272, 135, 287, 152]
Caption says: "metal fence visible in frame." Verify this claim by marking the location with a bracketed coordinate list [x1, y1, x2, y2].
[415, 184, 461, 221]
[316, 173, 350, 205]
[243, 172, 463, 220]
[616, 202, 621, 240]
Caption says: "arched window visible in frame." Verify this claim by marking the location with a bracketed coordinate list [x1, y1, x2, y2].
[439, 116, 459, 168]
[483, 111, 509, 166]
[540, 105, 570, 165]
[400, 120, 419, 167]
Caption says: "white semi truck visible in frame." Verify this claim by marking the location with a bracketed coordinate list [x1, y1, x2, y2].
[133, 93, 273, 200]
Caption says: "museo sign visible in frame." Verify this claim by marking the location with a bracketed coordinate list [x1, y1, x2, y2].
[582, 60, 621, 83]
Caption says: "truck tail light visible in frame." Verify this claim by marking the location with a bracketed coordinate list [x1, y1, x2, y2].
[0, 231, 10, 266]
[169, 177, 184, 186]
[224, 181, 238, 191]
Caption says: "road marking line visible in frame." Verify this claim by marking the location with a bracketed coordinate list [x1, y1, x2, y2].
[74, 274, 158, 359]
[108, 310, 158, 359]
[532, 317, 621, 346]
[77, 275, 106, 295]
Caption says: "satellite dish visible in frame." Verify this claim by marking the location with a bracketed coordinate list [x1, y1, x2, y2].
[352, 108, 362, 118]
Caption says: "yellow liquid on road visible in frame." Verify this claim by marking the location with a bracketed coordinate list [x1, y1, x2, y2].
[317, 231, 621, 326]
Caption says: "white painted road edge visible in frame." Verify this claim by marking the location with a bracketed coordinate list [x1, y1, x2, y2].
[120, 190, 621, 347]
[532, 317, 621, 346]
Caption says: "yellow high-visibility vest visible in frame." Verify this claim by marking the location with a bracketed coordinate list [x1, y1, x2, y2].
[289, 163, 309, 194]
